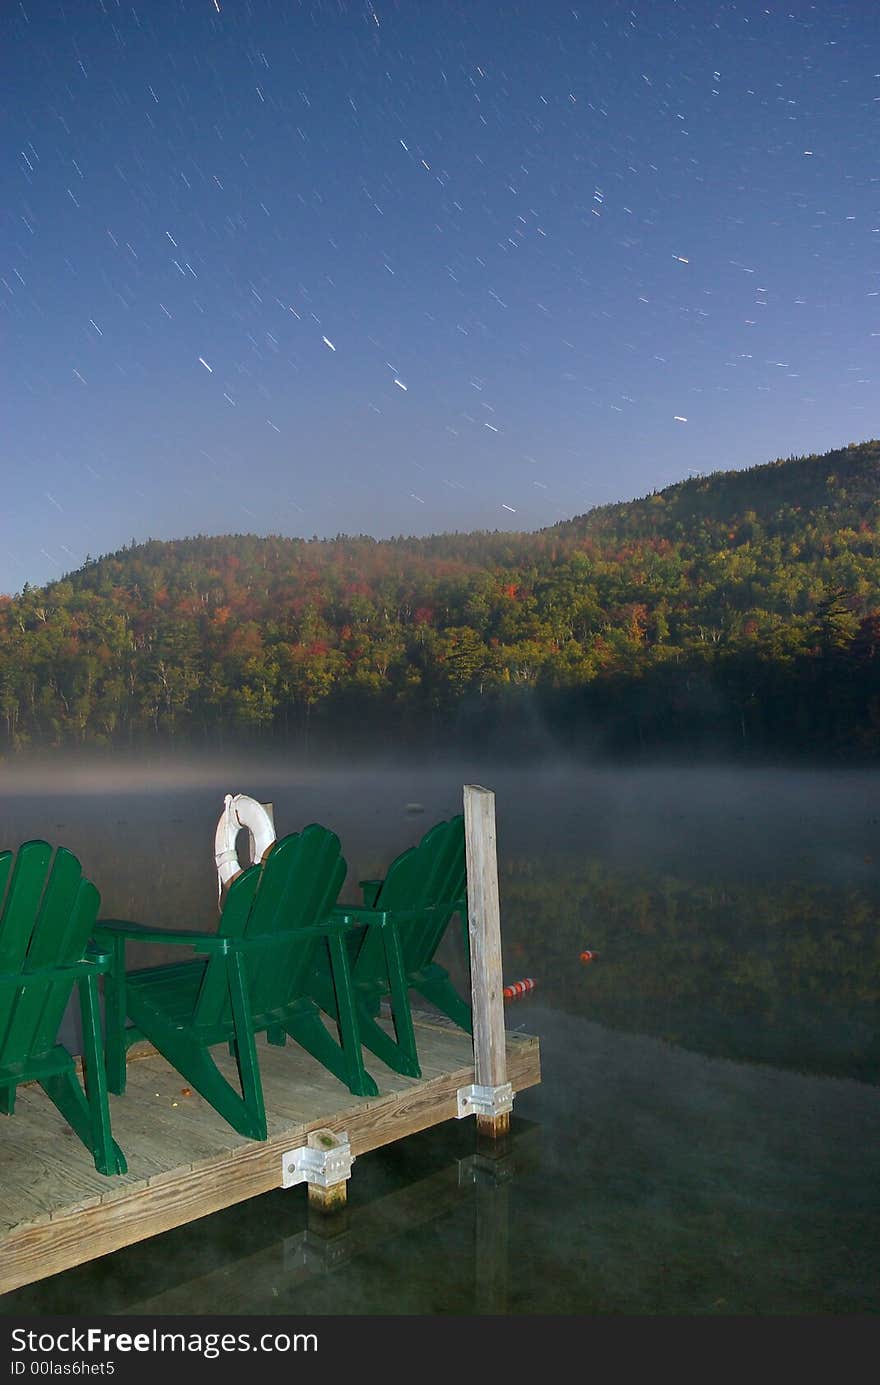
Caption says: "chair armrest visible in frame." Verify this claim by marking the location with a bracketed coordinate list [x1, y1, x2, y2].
[225, 917, 365, 952]
[330, 904, 389, 926]
[331, 900, 466, 927]
[0, 958, 106, 985]
[94, 920, 231, 954]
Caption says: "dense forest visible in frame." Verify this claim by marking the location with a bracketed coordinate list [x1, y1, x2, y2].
[2, 439, 879, 759]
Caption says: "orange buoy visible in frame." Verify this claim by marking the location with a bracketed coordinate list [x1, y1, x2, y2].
[579, 950, 598, 963]
[503, 977, 536, 1000]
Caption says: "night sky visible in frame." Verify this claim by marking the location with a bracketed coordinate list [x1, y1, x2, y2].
[3, 0, 878, 596]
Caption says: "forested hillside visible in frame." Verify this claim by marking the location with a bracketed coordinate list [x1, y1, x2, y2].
[2, 439, 879, 759]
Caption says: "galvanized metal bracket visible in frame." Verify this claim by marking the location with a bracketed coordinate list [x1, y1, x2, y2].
[282, 1128, 354, 1190]
[456, 1081, 514, 1120]
[457, 1151, 516, 1187]
[283, 1229, 352, 1273]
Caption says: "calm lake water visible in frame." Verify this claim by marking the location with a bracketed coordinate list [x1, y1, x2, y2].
[1, 754, 878, 1314]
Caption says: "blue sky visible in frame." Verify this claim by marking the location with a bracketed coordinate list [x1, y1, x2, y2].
[2, 0, 878, 594]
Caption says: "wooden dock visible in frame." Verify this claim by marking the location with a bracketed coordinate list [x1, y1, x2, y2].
[0, 1015, 540, 1296]
[1, 783, 538, 1299]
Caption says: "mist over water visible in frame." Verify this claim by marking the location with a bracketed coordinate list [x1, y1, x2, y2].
[2, 747, 877, 886]
[2, 749, 878, 1313]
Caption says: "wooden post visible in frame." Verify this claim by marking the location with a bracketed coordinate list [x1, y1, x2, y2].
[463, 784, 511, 1140]
[307, 1181, 348, 1216]
[283, 1127, 352, 1218]
[473, 1160, 511, 1313]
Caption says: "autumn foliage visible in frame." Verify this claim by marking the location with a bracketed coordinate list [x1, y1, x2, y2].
[1, 440, 879, 758]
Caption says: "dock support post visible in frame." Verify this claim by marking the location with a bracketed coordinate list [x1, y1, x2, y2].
[282, 1128, 353, 1215]
[459, 784, 513, 1142]
[460, 1152, 512, 1312]
[307, 1180, 347, 1215]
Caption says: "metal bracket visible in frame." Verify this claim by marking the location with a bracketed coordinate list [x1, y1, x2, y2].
[282, 1128, 354, 1190]
[283, 1229, 352, 1274]
[456, 1082, 514, 1120]
[457, 1151, 516, 1187]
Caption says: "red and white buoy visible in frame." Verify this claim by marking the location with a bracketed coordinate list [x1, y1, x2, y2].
[503, 977, 536, 1000]
[579, 950, 598, 964]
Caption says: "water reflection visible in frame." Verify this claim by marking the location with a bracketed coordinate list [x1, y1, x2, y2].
[494, 854, 880, 1082]
[467, 1148, 513, 1314]
[280, 1145, 518, 1317]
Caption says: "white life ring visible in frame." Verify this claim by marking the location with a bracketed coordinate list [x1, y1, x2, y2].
[214, 793, 277, 904]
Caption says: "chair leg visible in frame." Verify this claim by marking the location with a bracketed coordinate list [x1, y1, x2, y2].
[41, 1068, 95, 1155]
[124, 958, 269, 1142]
[131, 1003, 268, 1140]
[227, 951, 268, 1136]
[416, 970, 473, 1034]
[337, 924, 422, 1080]
[307, 975, 333, 1019]
[286, 937, 379, 1100]
[353, 1003, 421, 1079]
[266, 1024, 286, 1048]
[0, 1083, 15, 1115]
[325, 932, 384, 1093]
[78, 974, 127, 1176]
[286, 1004, 379, 1098]
[379, 920, 421, 1076]
[103, 936, 129, 1095]
[41, 1063, 125, 1176]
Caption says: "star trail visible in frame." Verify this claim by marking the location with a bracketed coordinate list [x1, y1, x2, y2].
[2, 0, 877, 593]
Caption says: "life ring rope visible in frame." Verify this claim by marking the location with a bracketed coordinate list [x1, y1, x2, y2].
[214, 792, 277, 905]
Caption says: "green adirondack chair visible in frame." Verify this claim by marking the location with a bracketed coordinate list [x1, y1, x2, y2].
[314, 815, 472, 1081]
[95, 824, 383, 1142]
[0, 840, 126, 1176]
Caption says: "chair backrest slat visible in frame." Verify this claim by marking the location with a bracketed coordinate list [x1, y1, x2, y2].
[0, 843, 99, 1069]
[190, 864, 261, 1028]
[0, 851, 13, 1042]
[356, 816, 466, 978]
[0, 852, 13, 920]
[30, 872, 100, 1056]
[242, 826, 345, 1011]
[193, 825, 346, 1029]
[0, 841, 53, 1065]
[0, 841, 53, 973]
